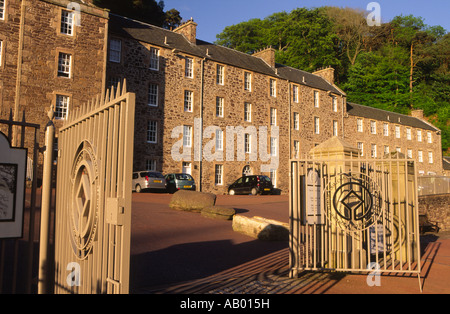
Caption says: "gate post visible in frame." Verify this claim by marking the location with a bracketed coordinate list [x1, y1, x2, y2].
[38, 107, 55, 294]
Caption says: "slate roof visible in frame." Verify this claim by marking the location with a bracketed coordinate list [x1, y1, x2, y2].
[443, 157, 450, 171]
[108, 14, 344, 95]
[346, 102, 439, 132]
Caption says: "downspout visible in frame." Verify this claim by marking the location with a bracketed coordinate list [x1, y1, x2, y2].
[199, 57, 205, 192]
[288, 80, 291, 159]
[13, 0, 26, 145]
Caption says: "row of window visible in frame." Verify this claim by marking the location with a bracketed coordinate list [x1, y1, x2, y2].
[357, 142, 434, 162]
[356, 118, 433, 143]
[146, 121, 278, 156]
[108, 38, 343, 110]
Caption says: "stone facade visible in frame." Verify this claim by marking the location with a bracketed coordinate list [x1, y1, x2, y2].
[0, 0, 108, 147]
[419, 194, 450, 232]
[106, 15, 445, 195]
[343, 105, 443, 175]
[1, 4, 445, 193]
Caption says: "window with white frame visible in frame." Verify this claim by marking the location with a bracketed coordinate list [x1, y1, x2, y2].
[427, 132, 432, 144]
[332, 96, 338, 112]
[269, 169, 277, 188]
[244, 72, 251, 91]
[216, 97, 224, 117]
[216, 64, 224, 85]
[55, 95, 69, 120]
[244, 103, 251, 122]
[183, 125, 192, 147]
[371, 144, 377, 158]
[357, 118, 363, 132]
[418, 150, 423, 162]
[270, 137, 277, 156]
[396, 147, 401, 153]
[293, 85, 299, 103]
[428, 151, 433, 164]
[244, 133, 251, 154]
[185, 57, 193, 78]
[270, 108, 277, 126]
[0, 0, 5, 20]
[406, 128, 412, 140]
[58, 52, 71, 78]
[61, 9, 74, 35]
[407, 149, 413, 159]
[293, 112, 299, 130]
[417, 130, 422, 142]
[384, 145, 389, 155]
[270, 79, 276, 97]
[147, 121, 157, 143]
[0, 40, 3, 66]
[314, 117, 320, 134]
[333, 120, 338, 136]
[148, 83, 158, 107]
[215, 164, 223, 185]
[383, 123, 389, 136]
[216, 129, 223, 151]
[395, 125, 401, 138]
[314, 91, 319, 107]
[146, 160, 156, 171]
[149, 47, 159, 70]
[109, 39, 121, 63]
[294, 140, 300, 159]
[370, 121, 376, 134]
[184, 90, 193, 112]
[357, 142, 364, 156]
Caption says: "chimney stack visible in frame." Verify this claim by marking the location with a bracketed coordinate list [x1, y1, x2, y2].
[252, 47, 276, 68]
[313, 67, 335, 84]
[411, 109, 424, 120]
[173, 18, 197, 44]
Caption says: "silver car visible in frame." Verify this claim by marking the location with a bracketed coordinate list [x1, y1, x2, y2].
[132, 171, 166, 193]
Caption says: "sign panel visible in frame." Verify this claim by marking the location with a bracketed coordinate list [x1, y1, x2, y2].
[305, 168, 324, 225]
[0, 132, 27, 238]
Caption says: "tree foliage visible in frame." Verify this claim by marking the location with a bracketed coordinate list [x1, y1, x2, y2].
[93, 0, 181, 29]
[215, 7, 450, 154]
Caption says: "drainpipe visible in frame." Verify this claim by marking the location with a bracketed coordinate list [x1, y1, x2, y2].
[198, 58, 206, 192]
[13, 0, 26, 145]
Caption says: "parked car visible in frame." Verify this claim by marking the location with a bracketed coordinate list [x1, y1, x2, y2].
[132, 171, 166, 193]
[165, 173, 196, 194]
[228, 175, 273, 195]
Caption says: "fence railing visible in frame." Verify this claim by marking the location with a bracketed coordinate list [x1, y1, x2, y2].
[418, 176, 450, 196]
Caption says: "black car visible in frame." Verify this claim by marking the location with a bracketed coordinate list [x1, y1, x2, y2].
[228, 175, 273, 195]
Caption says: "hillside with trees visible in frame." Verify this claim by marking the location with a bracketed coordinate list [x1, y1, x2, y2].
[215, 7, 450, 155]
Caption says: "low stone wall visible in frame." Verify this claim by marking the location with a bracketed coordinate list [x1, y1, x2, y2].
[419, 194, 450, 232]
[232, 215, 289, 241]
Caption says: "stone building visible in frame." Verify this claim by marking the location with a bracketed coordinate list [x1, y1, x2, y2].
[0, 2, 445, 193]
[106, 14, 445, 194]
[0, 0, 108, 144]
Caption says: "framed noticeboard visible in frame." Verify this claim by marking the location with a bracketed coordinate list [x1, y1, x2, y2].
[0, 132, 27, 239]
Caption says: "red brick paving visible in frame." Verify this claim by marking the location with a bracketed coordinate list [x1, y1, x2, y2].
[131, 192, 450, 294]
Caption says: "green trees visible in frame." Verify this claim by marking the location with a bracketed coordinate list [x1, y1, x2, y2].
[215, 8, 450, 154]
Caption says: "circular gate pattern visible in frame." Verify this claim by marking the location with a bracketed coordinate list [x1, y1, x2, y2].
[69, 141, 100, 260]
[325, 172, 382, 233]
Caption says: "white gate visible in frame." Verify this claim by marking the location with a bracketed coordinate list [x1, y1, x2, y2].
[289, 155, 422, 290]
[54, 82, 135, 294]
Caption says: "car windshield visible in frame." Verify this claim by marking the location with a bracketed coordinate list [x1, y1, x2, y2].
[175, 174, 193, 180]
[141, 172, 164, 178]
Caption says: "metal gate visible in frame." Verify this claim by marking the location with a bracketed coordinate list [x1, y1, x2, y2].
[54, 82, 135, 294]
[0, 111, 41, 293]
[289, 154, 422, 290]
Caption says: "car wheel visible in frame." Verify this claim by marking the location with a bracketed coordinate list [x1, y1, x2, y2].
[135, 184, 142, 193]
[251, 188, 257, 196]
[229, 189, 235, 196]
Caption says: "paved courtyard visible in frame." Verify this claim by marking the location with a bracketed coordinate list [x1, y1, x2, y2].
[130, 192, 450, 294]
